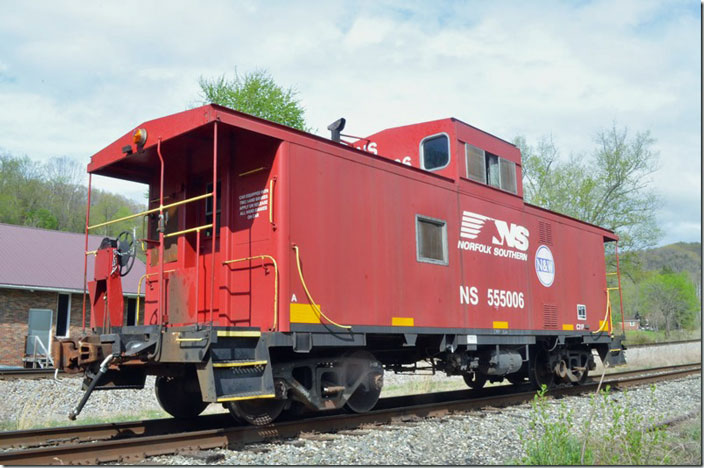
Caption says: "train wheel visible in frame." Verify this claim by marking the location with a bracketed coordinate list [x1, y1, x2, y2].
[343, 351, 383, 413]
[462, 371, 487, 389]
[226, 398, 286, 426]
[155, 375, 209, 418]
[529, 349, 555, 389]
[572, 368, 589, 385]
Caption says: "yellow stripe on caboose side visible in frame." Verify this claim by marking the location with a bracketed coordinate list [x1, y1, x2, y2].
[290, 303, 322, 324]
[492, 321, 509, 329]
[562, 324, 574, 331]
[392, 317, 414, 327]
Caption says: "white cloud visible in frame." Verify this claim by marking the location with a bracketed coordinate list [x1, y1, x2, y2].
[0, 0, 699, 244]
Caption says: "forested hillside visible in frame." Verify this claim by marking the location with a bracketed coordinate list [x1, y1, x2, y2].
[0, 152, 145, 237]
[638, 242, 701, 283]
[619, 242, 701, 336]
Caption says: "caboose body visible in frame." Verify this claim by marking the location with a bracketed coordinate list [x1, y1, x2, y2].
[53, 105, 625, 423]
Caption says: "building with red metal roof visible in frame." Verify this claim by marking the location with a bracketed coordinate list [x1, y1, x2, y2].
[0, 223, 145, 367]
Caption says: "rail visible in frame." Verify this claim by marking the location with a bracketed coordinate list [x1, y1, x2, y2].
[1, 364, 699, 464]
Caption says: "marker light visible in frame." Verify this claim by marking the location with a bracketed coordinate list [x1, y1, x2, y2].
[133, 128, 148, 146]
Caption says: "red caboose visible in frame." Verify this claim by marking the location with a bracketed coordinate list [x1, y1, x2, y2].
[53, 105, 626, 424]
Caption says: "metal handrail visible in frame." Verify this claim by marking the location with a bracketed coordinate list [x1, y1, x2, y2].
[164, 223, 213, 238]
[86, 192, 213, 231]
[223, 255, 279, 331]
[31, 336, 54, 369]
[135, 269, 176, 324]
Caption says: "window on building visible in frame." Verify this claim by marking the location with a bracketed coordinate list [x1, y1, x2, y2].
[416, 215, 448, 265]
[125, 298, 137, 326]
[499, 158, 517, 194]
[420, 134, 450, 171]
[205, 181, 222, 237]
[55, 294, 70, 337]
[465, 144, 486, 183]
[577, 304, 587, 320]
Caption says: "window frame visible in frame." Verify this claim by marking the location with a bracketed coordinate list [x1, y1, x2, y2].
[205, 181, 222, 237]
[465, 143, 487, 183]
[415, 214, 449, 266]
[499, 158, 517, 194]
[55, 293, 71, 338]
[419, 132, 451, 172]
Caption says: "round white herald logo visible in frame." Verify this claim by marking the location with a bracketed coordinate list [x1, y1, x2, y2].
[535, 245, 555, 287]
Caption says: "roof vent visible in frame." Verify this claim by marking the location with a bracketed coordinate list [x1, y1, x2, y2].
[327, 118, 346, 143]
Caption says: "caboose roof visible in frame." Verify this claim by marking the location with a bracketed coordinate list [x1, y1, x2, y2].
[87, 104, 352, 183]
[88, 105, 617, 241]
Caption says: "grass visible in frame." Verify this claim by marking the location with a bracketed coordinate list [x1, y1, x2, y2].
[516, 383, 701, 465]
[622, 328, 701, 346]
[650, 411, 702, 465]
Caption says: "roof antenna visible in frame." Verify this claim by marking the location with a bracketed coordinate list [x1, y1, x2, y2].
[327, 118, 346, 143]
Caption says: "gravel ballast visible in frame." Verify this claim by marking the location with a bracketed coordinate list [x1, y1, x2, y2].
[0, 342, 700, 464]
[142, 375, 700, 465]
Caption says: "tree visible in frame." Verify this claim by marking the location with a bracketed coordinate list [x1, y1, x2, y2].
[640, 270, 700, 336]
[515, 125, 661, 252]
[199, 69, 310, 132]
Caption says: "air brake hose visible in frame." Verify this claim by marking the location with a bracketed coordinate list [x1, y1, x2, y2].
[68, 353, 117, 420]
[292, 245, 351, 329]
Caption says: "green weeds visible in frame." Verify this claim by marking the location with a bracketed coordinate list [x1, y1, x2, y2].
[517, 384, 687, 465]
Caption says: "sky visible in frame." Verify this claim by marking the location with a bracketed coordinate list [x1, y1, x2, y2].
[0, 0, 700, 247]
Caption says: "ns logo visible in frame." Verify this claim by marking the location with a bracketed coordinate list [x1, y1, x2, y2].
[460, 211, 530, 252]
[492, 220, 529, 252]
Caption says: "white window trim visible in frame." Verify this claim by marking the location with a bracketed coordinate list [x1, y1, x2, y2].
[577, 304, 587, 321]
[56, 293, 71, 337]
[415, 214, 449, 266]
[419, 132, 451, 172]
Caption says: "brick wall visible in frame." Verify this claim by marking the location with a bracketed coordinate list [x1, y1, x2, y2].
[0, 288, 142, 367]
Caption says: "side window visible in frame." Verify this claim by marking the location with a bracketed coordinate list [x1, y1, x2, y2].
[420, 134, 450, 171]
[465, 144, 486, 183]
[416, 215, 448, 265]
[485, 152, 500, 188]
[499, 158, 517, 194]
[205, 181, 222, 237]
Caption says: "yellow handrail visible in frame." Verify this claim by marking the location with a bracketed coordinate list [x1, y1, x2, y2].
[239, 167, 267, 177]
[292, 245, 350, 329]
[593, 288, 613, 335]
[135, 269, 175, 325]
[87, 192, 212, 231]
[223, 255, 279, 331]
[164, 223, 212, 238]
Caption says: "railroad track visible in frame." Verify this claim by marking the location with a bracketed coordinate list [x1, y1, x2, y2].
[624, 338, 701, 349]
[0, 368, 71, 380]
[0, 363, 699, 465]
